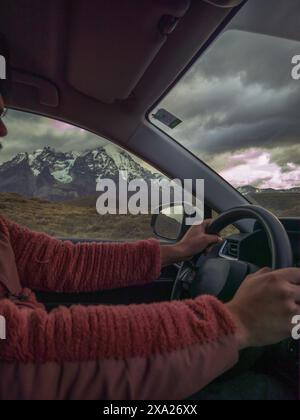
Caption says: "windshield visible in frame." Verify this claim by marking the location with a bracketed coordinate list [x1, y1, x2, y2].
[150, 0, 300, 217]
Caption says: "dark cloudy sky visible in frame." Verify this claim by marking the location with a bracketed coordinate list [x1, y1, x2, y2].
[152, 0, 300, 190]
[0, 110, 106, 164]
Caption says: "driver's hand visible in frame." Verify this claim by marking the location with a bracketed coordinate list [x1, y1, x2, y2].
[177, 219, 223, 260]
[160, 219, 223, 267]
[226, 267, 300, 350]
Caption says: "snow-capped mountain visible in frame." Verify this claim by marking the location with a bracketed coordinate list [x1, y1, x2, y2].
[0, 146, 161, 201]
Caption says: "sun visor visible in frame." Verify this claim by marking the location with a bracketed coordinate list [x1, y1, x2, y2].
[67, 0, 191, 104]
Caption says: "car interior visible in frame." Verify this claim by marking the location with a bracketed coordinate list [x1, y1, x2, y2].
[1, 0, 299, 400]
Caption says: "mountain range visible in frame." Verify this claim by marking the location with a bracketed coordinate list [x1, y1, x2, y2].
[0, 146, 161, 201]
[237, 185, 300, 196]
[1, 147, 299, 202]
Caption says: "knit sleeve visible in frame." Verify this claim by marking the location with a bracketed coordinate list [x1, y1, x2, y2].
[3, 218, 161, 293]
[0, 294, 239, 400]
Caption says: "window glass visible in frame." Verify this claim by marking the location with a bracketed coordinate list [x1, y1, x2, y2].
[0, 110, 166, 241]
[151, 0, 300, 217]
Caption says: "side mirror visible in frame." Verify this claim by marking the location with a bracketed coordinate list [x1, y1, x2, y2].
[151, 204, 186, 242]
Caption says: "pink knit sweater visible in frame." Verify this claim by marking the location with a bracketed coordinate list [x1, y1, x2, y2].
[3, 218, 161, 293]
[0, 217, 239, 400]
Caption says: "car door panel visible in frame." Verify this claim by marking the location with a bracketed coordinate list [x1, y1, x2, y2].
[35, 239, 177, 311]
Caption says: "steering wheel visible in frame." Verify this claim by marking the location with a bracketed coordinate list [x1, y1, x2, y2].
[172, 204, 293, 302]
[171, 205, 295, 387]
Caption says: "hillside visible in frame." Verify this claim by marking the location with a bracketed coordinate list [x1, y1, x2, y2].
[0, 193, 153, 241]
[238, 186, 300, 217]
[247, 192, 300, 217]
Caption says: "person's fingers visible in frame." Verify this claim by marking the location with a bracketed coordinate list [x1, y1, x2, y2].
[250, 267, 300, 286]
[200, 218, 213, 228]
[286, 268, 300, 285]
[257, 267, 273, 274]
[289, 284, 300, 304]
[203, 219, 213, 225]
[268, 268, 300, 285]
[204, 234, 223, 246]
[247, 267, 272, 279]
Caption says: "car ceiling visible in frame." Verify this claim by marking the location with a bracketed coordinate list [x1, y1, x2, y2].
[1, 0, 244, 148]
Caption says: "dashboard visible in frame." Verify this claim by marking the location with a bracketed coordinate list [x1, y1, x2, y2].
[220, 218, 300, 269]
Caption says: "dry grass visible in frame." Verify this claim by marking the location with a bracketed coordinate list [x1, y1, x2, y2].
[0, 193, 154, 241]
[249, 192, 300, 217]
[1, 191, 296, 242]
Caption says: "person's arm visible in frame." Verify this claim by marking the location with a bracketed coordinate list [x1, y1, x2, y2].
[4, 217, 222, 294]
[3, 218, 162, 293]
[0, 294, 239, 400]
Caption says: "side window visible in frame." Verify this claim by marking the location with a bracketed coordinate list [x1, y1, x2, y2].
[0, 110, 167, 241]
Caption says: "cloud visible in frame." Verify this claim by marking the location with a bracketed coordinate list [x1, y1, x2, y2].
[153, 4, 300, 189]
[220, 149, 300, 190]
[159, 30, 300, 158]
[270, 145, 300, 169]
[0, 110, 106, 163]
[194, 30, 299, 91]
